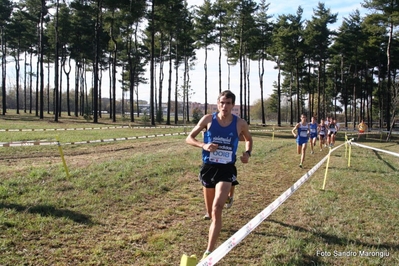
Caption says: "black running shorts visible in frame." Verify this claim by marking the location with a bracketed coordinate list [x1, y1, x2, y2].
[198, 163, 239, 188]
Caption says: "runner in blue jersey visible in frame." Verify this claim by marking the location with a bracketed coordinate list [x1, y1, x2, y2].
[292, 114, 309, 168]
[309, 116, 318, 154]
[186, 90, 253, 261]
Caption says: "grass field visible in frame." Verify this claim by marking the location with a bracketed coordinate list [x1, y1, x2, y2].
[0, 113, 398, 266]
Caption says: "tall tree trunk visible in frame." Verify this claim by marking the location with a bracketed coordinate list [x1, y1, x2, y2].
[127, 33, 134, 122]
[135, 84, 139, 118]
[334, 68, 338, 119]
[110, 14, 117, 123]
[259, 56, 265, 126]
[58, 57, 63, 117]
[184, 54, 190, 123]
[341, 55, 348, 128]
[63, 56, 71, 116]
[227, 60, 231, 90]
[24, 51, 27, 113]
[15, 45, 20, 114]
[29, 50, 33, 114]
[296, 58, 300, 119]
[323, 59, 327, 119]
[35, 40, 39, 116]
[108, 56, 112, 119]
[48, 60, 50, 114]
[317, 63, 321, 120]
[166, 36, 172, 125]
[1, 26, 6, 115]
[121, 70, 125, 117]
[307, 59, 313, 117]
[239, 27, 243, 118]
[247, 56, 250, 124]
[204, 42, 208, 115]
[39, 0, 45, 119]
[157, 35, 164, 123]
[289, 72, 293, 126]
[367, 65, 372, 128]
[93, 0, 102, 123]
[99, 68, 102, 118]
[218, 31, 222, 93]
[277, 59, 281, 127]
[54, 0, 59, 121]
[74, 62, 79, 117]
[150, 0, 155, 125]
[243, 54, 247, 121]
[80, 62, 85, 116]
[353, 63, 357, 130]
[385, 14, 393, 134]
[174, 43, 179, 124]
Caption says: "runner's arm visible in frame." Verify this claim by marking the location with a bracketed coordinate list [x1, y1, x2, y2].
[239, 120, 253, 154]
[292, 124, 299, 137]
[185, 114, 212, 149]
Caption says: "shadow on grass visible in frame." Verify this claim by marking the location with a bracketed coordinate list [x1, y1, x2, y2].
[223, 219, 399, 265]
[267, 219, 399, 250]
[372, 150, 397, 171]
[0, 203, 95, 225]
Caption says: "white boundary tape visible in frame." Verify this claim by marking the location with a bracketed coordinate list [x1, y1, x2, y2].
[249, 129, 291, 133]
[0, 125, 186, 132]
[351, 142, 399, 158]
[198, 143, 345, 266]
[0, 128, 286, 148]
[0, 141, 59, 147]
[0, 132, 186, 147]
[344, 130, 399, 136]
[0, 126, 293, 133]
[62, 132, 186, 145]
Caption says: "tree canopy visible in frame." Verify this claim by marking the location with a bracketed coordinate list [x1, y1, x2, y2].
[0, 0, 398, 132]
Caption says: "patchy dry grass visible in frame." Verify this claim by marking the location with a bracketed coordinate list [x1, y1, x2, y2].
[0, 115, 398, 265]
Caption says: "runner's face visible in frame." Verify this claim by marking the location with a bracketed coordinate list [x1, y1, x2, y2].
[217, 96, 234, 115]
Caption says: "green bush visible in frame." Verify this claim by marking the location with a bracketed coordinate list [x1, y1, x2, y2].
[192, 108, 203, 124]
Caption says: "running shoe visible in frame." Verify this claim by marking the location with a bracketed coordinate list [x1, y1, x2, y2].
[311, 151, 314, 154]
[202, 251, 211, 261]
[203, 214, 211, 220]
[225, 196, 234, 209]
[299, 164, 303, 168]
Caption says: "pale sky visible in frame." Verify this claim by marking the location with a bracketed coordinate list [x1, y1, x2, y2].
[4, 0, 368, 105]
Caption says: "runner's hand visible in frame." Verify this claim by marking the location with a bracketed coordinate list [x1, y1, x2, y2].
[240, 152, 249, 163]
[202, 143, 218, 152]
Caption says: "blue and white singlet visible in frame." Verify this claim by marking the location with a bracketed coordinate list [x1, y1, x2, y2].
[296, 122, 309, 144]
[202, 113, 239, 164]
[309, 123, 318, 138]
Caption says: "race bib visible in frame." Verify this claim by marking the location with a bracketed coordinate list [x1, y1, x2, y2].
[209, 149, 233, 164]
[310, 128, 316, 133]
[300, 131, 308, 137]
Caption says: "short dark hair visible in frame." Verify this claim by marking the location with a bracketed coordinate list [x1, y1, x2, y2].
[218, 90, 236, 104]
